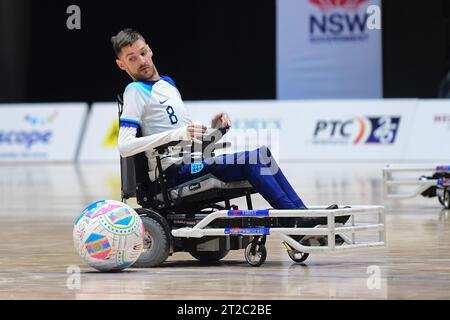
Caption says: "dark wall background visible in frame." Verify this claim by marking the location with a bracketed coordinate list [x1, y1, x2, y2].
[2, 0, 276, 103]
[382, 0, 450, 98]
[0, 0, 30, 102]
[0, 0, 449, 102]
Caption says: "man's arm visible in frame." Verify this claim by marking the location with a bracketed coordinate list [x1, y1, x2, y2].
[118, 124, 208, 157]
[118, 125, 190, 158]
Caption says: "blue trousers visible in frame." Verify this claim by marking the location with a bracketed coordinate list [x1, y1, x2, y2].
[166, 146, 307, 210]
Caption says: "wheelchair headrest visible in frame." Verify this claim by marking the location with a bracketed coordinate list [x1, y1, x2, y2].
[117, 93, 124, 117]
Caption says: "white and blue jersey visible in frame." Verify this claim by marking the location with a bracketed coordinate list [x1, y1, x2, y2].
[118, 76, 192, 181]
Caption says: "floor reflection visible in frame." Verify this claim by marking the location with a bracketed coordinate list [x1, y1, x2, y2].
[0, 162, 449, 299]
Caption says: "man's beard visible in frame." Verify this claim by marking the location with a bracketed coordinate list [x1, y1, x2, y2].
[134, 66, 154, 81]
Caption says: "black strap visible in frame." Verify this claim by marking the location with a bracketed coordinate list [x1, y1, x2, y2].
[117, 93, 124, 117]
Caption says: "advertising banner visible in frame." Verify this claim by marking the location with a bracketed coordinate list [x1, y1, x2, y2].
[0, 103, 87, 161]
[286, 99, 416, 160]
[404, 100, 450, 161]
[188, 99, 417, 161]
[78, 103, 120, 161]
[187, 101, 282, 161]
[277, 0, 383, 99]
[76, 99, 447, 162]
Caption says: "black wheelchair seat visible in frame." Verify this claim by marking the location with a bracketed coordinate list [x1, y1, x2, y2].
[155, 173, 254, 206]
[120, 150, 256, 212]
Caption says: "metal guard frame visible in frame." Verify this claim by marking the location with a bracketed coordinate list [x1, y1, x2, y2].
[172, 206, 386, 254]
[383, 164, 450, 199]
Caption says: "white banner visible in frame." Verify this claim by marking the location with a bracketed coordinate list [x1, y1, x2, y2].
[78, 103, 120, 161]
[285, 99, 416, 160]
[277, 0, 382, 99]
[188, 99, 416, 161]
[0, 103, 87, 161]
[75, 99, 447, 162]
[405, 100, 450, 161]
[187, 101, 282, 161]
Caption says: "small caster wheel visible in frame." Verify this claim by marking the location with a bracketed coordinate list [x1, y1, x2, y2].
[288, 250, 309, 263]
[439, 189, 450, 209]
[245, 242, 267, 267]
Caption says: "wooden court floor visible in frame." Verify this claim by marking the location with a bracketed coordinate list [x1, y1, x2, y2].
[0, 162, 449, 299]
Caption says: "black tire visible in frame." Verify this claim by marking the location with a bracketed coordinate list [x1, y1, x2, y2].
[439, 195, 445, 206]
[288, 250, 309, 263]
[189, 250, 230, 263]
[244, 242, 267, 267]
[440, 189, 450, 209]
[132, 216, 170, 268]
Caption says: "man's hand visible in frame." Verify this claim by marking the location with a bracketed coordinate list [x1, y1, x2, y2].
[187, 123, 207, 144]
[211, 112, 231, 129]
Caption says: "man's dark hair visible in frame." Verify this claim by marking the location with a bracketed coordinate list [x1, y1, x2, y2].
[111, 29, 145, 57]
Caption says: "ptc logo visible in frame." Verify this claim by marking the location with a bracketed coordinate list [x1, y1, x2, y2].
[313, 116, 401, 145]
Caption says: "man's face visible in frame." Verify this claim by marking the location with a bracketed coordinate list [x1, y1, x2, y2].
[116, 39, 156, 81]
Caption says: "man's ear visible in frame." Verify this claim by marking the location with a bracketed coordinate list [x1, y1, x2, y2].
[116, 59, 126, 71]
[146, 44, 153, 57]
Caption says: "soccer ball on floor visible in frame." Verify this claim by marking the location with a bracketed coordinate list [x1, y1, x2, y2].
[73, 199, 144, 272]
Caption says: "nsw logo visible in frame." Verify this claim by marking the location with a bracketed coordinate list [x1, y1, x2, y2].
[313, 116, 401, 145]
[309, 0, 370, 43]
[310, 0, 367, 13]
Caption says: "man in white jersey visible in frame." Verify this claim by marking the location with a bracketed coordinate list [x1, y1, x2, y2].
[113, 31, 229, 182]
[112, 29, 349, 229]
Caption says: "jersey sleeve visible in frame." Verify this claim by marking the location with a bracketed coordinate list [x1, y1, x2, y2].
[161, 75, 176, 88]
[119, 83, 146, 129]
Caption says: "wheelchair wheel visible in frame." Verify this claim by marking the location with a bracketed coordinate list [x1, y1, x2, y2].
[438, 189, 450, 209]
[244, 242, 267, 267]
[288, 250, 309, 263]
[189, 250, 230, 263]
[132, 216, 170, 268]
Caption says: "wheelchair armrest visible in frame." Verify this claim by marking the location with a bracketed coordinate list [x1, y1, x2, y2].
[213, 142, 231, 150]
[154, 140, 191, 154]
[201, 127, 229, 152]
[153, 127, 229, 156]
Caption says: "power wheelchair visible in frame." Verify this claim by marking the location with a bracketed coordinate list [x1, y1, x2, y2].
[383, 164, 450, 209]
[117, 95, 386, 267]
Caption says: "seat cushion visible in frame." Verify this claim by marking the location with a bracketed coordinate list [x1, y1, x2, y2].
[155, 174, 252, 201]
